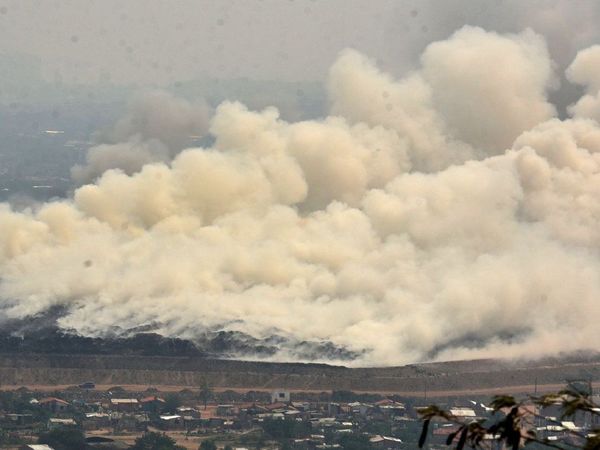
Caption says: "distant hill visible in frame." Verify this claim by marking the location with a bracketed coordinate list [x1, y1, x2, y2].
[0, 351, 599, 397]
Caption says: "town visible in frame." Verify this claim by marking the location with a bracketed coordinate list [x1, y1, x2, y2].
[1, 382, 598, 450]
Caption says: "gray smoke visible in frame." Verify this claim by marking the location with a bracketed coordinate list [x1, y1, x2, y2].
[71, 91, 211, 183]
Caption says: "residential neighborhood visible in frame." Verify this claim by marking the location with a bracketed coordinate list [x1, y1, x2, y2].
[0, 385, 598, 449]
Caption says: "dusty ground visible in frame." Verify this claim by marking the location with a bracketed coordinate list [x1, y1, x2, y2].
[87, 427, 259, 450]
[0, 382, 571, 397]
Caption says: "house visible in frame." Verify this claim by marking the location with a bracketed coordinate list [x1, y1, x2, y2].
[593, 407, 600, 427]
[158, 414, 184, 429]
[47, 418, 77, 429]
[20, 446, 55, 450]
[82, 412, 111, 430]
[217, 404, 235, 416]
[449, 407, 477, 418]
[291, 438, 316, 450]
[182, 414, 203, 429]
[348, 402, 371, 417]
[432, 423, 461, 444]
[291, 436, 325, 450]
[328, 403, 342, 416]
[110, 398, 139, 412]
[271, 390, 290, 403]
[265, 402, 288, 412]
[39, 397, 69, 413]
[112, 413, 149, 432]
[375, 400, 406, 417]
[4, 413, 34, 426]
[369, 435, 403, 449]
[177, 406, 201, 418]
[208, 417, 225, 428]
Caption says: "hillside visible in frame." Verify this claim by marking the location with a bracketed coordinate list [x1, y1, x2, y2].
[1, 353, 599, 396]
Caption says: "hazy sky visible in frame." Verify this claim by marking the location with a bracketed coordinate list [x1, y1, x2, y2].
[2, 0, 600, 86]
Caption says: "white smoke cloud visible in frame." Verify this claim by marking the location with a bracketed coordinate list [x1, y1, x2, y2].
[420, 27, 557, 152]
[2, 26, 600, 366]
[566, 45, 600, 123]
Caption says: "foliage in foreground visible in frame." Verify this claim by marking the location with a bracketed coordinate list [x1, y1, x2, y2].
[418, 387, 600, 450]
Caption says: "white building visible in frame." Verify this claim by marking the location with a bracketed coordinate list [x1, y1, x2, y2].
[271, 390, 290, 403]
[21, 446, 55, 450]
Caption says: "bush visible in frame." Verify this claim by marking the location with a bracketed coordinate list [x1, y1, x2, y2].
[131, 432, 185, 450]
[38, 428, 87, 450]
[199, 440, 217, 450]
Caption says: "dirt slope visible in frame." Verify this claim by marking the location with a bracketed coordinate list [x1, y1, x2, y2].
[1, 353, 599, 396]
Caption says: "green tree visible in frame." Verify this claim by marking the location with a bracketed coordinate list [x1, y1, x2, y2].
[337, 433, 373, 450]
[162, 393, 182, 414]
[199, 440, 217, 450]
[38, 427, 87, 450]
[199, 379, 213, 410]
[262, 418, 310, 440]
[131, 432, 185, 450]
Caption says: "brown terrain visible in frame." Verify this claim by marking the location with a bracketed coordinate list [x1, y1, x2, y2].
[0, 353, 599, 397]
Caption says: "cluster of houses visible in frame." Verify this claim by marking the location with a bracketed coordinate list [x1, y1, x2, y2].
[1, 387, 415, 448]
[1, 387, 599, 449]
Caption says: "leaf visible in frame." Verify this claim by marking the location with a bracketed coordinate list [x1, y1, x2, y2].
[456, 426, 468, 450]
[584, 433, 600, 450]
[419, 418, 430, 448]
[511, 436, 520, 450]
[446, 429, 459, 446]
[490, 395, 517, 411]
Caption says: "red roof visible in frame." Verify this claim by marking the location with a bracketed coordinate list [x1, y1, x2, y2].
[433, 425, 460, 436]
[266, 402, 288, 410]
[140, 396, 165, 403]
[375, 399, 395, 406]
[39, 397, 69, 405]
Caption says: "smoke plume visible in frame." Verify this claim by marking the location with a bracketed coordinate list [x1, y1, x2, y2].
[2, 26, 600, 366]
[71, 91, 211, 184]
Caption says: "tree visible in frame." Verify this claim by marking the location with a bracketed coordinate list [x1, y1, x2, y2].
[337, 433, 373, 450]
[199, 379, 213, 410]
[199, 440, 217, 450]
[162, 393, 182, 414]
[38, 427, 87, 450]
[262, 417, 310, 440]
[417, 386, 600, 449]
[131, 432, 185, 450]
